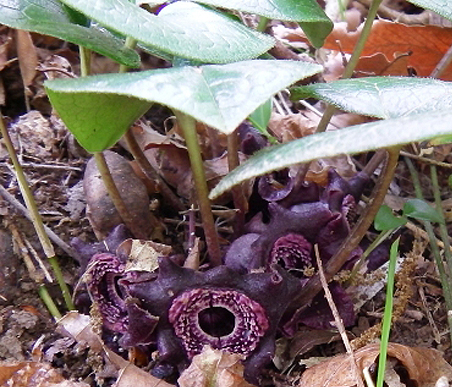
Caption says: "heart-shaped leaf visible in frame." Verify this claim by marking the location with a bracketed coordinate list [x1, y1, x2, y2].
[291, 77, 452, 119]
[209, 109, 452, 199]
[403, 199, 444, 224]
[195, 0, 332, 48]
[45, 60, 322, 152]
[0, 0, 140, 68]
[374, 205, 407, 231]
[59, 0, 274, 63]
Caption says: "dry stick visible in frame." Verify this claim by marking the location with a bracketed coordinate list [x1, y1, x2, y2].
[123, 130, 185, 212]
[314, 245, 365, 387]
[0, 114, 74, 311]
[0, 185, 81, 261]
[289, 147, 400, 312]
[227, 132, 247, 236]
[93, 152, 148, 239]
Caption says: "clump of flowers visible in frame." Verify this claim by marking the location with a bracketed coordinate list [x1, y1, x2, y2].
[79, 165, 370, 384]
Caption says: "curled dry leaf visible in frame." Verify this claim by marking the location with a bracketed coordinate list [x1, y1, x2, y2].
[58, 312, 175, 387]
[298, 343, 452, 387]
[282, 20, 452, 79]
[116, 238, 172, 272]
[84, 150, 154, 239]
[178, 346, 255, 387]
[0, 361, 89, 387]
[268, 113, 359, 185]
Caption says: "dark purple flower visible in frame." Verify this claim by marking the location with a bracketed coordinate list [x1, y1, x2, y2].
[120, 258, 300, 383]
[84, 253, 128, 333]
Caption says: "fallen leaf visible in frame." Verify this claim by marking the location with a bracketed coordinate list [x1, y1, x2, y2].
[298, 343, 452, 387]
[58, 312, 175, 387]
[16, 30, 38, 88]
[178, 346, 255, 387]
[284, 20, 452, 79]
[116, 238, 172, 272]
[355, 52, 411, 77]
[0, 361, 89, 387]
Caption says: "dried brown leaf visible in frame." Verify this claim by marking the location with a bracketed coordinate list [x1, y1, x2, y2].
[298, 343, 452, 387]
[0, 361, 89, 387]
[16, 30, 38, 87]
[283, 20, 452, 79]
[178, 346, 255, 387]
[58, 312, 175, 387]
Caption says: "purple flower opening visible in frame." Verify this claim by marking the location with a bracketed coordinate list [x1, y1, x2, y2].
[169, 288, 269, 358]
[270, 233, 312, 270]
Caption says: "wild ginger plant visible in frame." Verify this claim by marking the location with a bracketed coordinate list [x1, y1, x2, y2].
[3, 0, 452, 384]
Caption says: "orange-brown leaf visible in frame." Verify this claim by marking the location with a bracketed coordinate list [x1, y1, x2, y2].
[323, 20, 452, 79]
[298, 343, 452, 387]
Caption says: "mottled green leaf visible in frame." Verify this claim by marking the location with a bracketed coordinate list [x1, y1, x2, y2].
[59, 0, 274, 63]
[291, 77, 452, 119]
[209, 109, 452, 199]
[374, 205, 407, 231]
[196, 0, 332, 47]
[403, 198, 444, 224]
[0, 0, 140, 68]
[45, 60, 322, 152]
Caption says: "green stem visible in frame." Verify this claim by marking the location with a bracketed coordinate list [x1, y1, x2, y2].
[348, 228, 394, 282]
[120, 38, 185, 211]
[0, 114, 74, 311]
[174, 111, 222, 266]
[431, 165, 452, 279]
[289, 147, 400, 310]
[316, 0, 383, 132]
[38, 284, 62, 319]
[119, 37, 138, 74]
[123, 131, 185, 212]
[405, 158, 452, 344]
[79, 46, 91, 77]
[256, 16, 270, 32]
[227, 131, 246, 235]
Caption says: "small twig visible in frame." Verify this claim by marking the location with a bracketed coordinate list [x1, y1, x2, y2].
[0, 113, 74, 310]
[0, 185, 81, 261]
[430, 44, 452, 78]
[314, 244, 364, 387]
[400, 150, 452, 169]
[227, 131, 247, 235]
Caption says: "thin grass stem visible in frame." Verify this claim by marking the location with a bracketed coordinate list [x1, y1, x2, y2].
[405, 157, 452, 344]
[376, 237, 399, 387]
[0, 114, 74, 311]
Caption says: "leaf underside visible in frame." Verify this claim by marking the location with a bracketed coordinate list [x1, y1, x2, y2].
[291, 77, 452, 119]
[209, 109, 452, 199]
